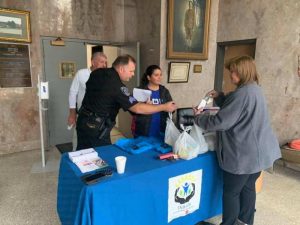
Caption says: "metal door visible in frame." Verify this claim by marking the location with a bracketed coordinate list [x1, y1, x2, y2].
[117, 42, 140, 138]
[42, 38, 87, 146]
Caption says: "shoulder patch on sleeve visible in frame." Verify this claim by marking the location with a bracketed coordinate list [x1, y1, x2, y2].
[120, 87, 130, 96]
[129, 96, 137, 104]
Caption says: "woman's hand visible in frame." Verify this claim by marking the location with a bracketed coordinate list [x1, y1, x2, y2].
[193, 106, 204, 115]
[206, 90, 219, 98]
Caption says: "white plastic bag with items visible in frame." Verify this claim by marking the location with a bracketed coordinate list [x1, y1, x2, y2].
[173, 126, 200, 160]
[203, 132, 217, 151]
[164, 112, 180, 147]
[189, 124, 208, 154]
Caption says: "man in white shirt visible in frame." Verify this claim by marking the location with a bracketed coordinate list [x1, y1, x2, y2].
[67, 52, 108, 150]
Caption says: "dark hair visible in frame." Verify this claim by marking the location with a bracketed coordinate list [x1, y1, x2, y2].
[92, 45, 103, 54]
[140, 65, 161, 87]
[112, 54, 136, 68]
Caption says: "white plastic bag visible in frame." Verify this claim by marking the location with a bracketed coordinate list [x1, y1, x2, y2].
[164, 112, 180, 147]
[203, 132, 217, 151]
[174, 126, 200, 160]
[189, 125, 208, 154]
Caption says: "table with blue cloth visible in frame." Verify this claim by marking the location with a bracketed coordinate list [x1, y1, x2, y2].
[57, 145, 223, 225]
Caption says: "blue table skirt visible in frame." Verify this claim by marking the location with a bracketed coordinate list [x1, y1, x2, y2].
[57, 145, 223, 225]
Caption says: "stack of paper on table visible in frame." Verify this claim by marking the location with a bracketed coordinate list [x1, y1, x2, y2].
[68, 148, 108, 173]
[68, 148, 97, 162]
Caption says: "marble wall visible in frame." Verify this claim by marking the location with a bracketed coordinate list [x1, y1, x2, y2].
[0, 0, 128, 155]
[160, 0, 220, 110]
[0, 0, 162, 154]
[123, 0, 162, 73]
[131, 0, 162, 72]
[217, 0, 300, 144]
[160, 0, 299, 145]
[1, 0, 299, 154]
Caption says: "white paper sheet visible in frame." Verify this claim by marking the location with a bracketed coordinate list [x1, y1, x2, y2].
[75, 156, 108, 173]
[133, 88, 151, 102]
[69, 148, 108, 173]
[68, 148, 97, 163]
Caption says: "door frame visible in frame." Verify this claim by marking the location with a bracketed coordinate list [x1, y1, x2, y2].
[214, 39, 256, 92]
[41, 37, 89, 146]
[40, 36, 139, 146]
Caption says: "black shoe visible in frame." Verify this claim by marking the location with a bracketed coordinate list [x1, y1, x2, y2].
[235, 219, 249, 225]
[196, 222, 215, 225]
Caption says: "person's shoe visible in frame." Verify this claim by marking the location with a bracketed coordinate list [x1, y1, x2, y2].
[235, 219, 249, 225]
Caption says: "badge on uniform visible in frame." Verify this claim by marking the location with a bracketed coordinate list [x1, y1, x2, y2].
[120, 87, 130, 96]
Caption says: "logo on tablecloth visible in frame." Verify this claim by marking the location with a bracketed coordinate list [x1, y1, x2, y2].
[168, 170, 202, 223]
[174, 182, 195, 204]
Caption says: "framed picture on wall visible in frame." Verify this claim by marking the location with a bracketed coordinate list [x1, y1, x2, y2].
[0, 8, 31, 42]
[60, 62, 76, 79]
[168, 62, 190, 83]
[167, 0, 211, 60]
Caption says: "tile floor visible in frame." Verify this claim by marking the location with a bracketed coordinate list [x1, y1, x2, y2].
[0, 130, 299, 225]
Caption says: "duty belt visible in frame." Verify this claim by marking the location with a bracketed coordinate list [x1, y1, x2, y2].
[79, 107, 104, 118]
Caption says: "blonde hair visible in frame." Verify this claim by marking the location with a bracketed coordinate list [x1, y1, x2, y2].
[225, 55, 259, 86]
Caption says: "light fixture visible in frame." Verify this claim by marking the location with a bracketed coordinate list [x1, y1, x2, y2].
[50, 37, 65, 46]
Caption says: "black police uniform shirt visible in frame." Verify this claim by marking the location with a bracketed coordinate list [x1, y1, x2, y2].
[81, 67, 138, 121]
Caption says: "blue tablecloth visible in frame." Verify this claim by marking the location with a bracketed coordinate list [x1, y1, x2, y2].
[57, 145, 222, 225]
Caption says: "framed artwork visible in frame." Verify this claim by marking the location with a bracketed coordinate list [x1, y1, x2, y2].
[167, 0, 211, 60]
[168, 62, 190, 83]
[60, 62, 76, 79]
[0, 8, 31, 42]
[193, 64, 202, 73]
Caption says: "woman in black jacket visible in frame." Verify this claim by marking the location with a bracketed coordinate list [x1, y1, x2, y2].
[131, 65, 173, 138]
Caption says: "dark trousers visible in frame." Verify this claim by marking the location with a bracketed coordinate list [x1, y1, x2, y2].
[76, 113, 111, 150]
[220, 171, 261, 225]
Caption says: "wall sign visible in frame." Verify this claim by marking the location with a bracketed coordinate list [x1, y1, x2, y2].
[0, 43, 32, 88]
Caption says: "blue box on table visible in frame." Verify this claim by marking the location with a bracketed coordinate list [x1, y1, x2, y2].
[115, 136, 172, 154]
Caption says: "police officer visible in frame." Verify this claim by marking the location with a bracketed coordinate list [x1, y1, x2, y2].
[76, 54, 177, 150]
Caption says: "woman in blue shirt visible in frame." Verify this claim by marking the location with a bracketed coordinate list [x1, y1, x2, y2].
[131, 65, 173, 138]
